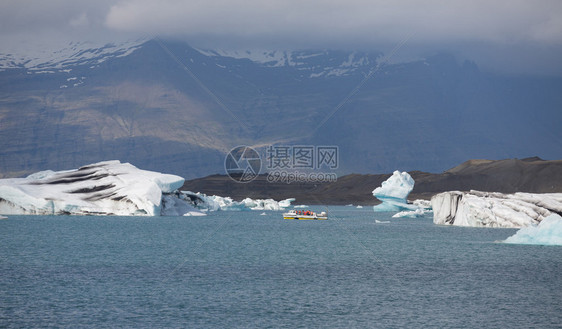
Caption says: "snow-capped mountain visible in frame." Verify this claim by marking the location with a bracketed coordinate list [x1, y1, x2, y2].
[1, 39, 377, 78]
[0, 39, 146, 70]
[197, 48, 378, 78]
[0, 39, 561, 180]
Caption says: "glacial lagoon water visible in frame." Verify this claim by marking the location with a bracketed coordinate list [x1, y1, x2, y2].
[1, 207, 561, 328]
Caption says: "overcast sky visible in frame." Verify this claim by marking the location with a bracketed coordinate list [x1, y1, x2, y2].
[1, 0, 561, 75]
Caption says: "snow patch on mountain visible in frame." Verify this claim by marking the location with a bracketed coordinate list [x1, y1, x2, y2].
[1, 39, 378, 80]
[196, 49, 290, 67]
[0, 39, 146, 70]
[196, 48, 376, 77]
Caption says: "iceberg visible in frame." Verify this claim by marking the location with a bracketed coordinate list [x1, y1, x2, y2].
[391, 200, 433, 218]
[373, 171, 414, 201]
[432, 190, 562, 228]
[372, 171, 431, 218]
[0, 161, 205, 216]
[373, 171, 418, 212]
[504, 214, 562, 246]
[392, 208, 426, 218]
[390, 206, 431, 218]
[241, 197, 295, 210]
[181, 191, 294, 211]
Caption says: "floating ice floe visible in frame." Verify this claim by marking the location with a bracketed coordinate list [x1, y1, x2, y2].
[373, 171, 417, 212]
[392, 199, 433, 218]
[393, 208, 424, 218]
[183, 211, 206, 217]
[432, 190, 562, 228]
[372, 171, 431, 217]
[181, 191, 294, 211]
[503, 214, 562, 245]
[0, 161, 205, 216]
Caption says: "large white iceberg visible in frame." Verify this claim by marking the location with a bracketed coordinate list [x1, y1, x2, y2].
[182, 191, 294, 211]
[0, 160, 204, 216]
[372, 170, 431, 217]
[373, 171, 414, 200]
[432, 190, 562, 228]
[503, 214, 562, 246]
[373, 171, 416, 212]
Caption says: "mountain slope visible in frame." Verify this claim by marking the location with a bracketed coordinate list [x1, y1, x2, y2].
[180, 157, 562, 204]
[1, 39, 561, 178]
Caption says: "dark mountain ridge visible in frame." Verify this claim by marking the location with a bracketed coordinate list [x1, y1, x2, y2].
[181, 157, 562, 205]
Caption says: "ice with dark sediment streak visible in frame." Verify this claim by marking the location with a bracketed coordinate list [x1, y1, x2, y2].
[0, 160, 205, 216]
[432, 190, 562, 228]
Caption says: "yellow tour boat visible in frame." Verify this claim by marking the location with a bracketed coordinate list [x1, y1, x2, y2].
[283, 209, 327, 220]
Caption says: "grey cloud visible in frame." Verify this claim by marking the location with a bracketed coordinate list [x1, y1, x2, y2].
[103, 0, 562, 46]
[0, 0, 115, 32]
[0, 0, 561, 75]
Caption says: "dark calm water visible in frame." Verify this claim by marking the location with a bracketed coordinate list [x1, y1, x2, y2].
[1, 207, 561, 328]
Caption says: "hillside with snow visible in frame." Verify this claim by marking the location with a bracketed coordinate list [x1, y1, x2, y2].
[196, 48, 378, 78]
[0, 39, 146, 71]
[1, 38, 561, 180]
